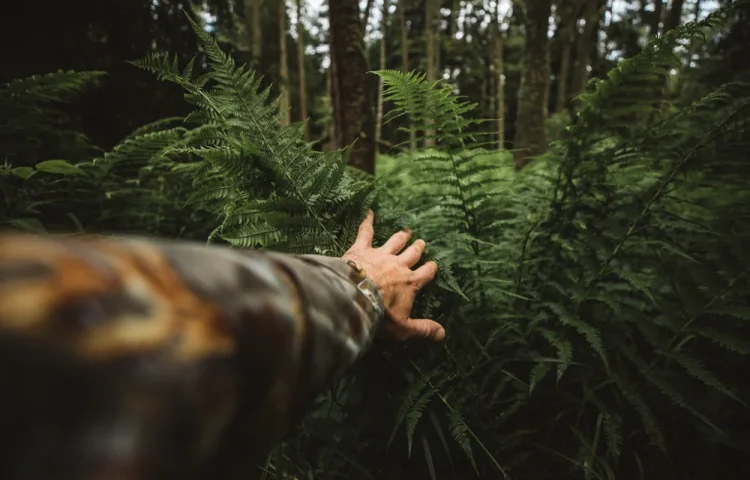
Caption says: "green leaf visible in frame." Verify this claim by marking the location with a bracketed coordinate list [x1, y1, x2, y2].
[529, 362, 552, 393]
[10, 218, 48, 234]
[11, 166, 36, 179]
[35, 159, 87, 176]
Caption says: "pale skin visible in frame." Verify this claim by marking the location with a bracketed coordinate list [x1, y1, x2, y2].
[342, 210, 446, 342]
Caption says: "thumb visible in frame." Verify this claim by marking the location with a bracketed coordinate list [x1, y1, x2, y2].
[406, 318, 446, 342]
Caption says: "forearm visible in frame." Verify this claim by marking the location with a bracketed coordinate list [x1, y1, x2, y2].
[0, 233, 385, 479]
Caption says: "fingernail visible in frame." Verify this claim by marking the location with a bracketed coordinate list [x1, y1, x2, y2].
[435, 327, 446, 341]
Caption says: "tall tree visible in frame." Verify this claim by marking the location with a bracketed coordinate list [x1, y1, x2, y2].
[329, 0, 376, 173]
[492, 0, 506, 147]
[362, 0, 375, 31]
[663, 0, 685, 33]
[296, 0, 309, 141]
[375, 0, 390, 146]
[424, 0, 439, 148]
[279, 1, 291, 127]
[399, 0, 417, 150]
[650, 0, 665, 36]
[569, 0, 602, 105]
[244, 0, 262, 68]
[554, 1, 583, 113]
[513, 0, 553, 168]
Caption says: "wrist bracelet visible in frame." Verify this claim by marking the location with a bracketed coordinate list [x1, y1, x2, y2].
[346, 259, 386, 323]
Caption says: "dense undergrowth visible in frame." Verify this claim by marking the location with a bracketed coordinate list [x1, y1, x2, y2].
[2, 6, 750, 480]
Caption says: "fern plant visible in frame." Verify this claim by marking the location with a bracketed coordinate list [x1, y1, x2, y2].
[371, 6, 750, 480]
[129, 15, 379, 255]
[0, 70, 105, 168]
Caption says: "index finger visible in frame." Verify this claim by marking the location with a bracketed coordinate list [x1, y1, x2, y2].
[353, 210, 375, 249]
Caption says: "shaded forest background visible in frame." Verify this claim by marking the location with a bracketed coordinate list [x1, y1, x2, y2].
[2, 1, 750, 479]
[5, 0, 747, 169]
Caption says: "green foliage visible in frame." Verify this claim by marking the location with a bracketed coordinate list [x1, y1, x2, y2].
[0, 70, 105, 167]
[371, 7, 750, 480]
[2, 5, 750, 480]
[129, 16, 377, 255]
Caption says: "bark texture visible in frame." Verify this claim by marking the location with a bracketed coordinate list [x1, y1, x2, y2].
[375, 0, 389, 146]
[329, 0, 376, 174]
[570, 0, 602, 105]
[424, 0, 438, 148]
[400, 0, 416, 149]
[650, 0, 664, 36]
[663, 0, 685, 33]
[492, 2, 505, 147]
[554, 1, 583, 112]
[279, 2, 291, 127]
[296, 0, 309, 141]
[513, 0, 553, 168]
[243, 0, 262, 68]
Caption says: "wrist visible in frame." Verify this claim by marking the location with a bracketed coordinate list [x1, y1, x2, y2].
[345, 259, 385, 323]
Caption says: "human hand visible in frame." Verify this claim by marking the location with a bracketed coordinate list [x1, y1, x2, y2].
[342, 210, 445, 342]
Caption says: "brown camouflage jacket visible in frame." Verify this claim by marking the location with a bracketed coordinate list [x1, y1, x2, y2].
[0, 233, 385, 480]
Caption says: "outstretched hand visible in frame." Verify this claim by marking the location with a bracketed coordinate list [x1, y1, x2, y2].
[342, 210, 445, 342]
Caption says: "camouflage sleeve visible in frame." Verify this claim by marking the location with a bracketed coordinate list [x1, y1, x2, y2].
[0, 233, 385, 480]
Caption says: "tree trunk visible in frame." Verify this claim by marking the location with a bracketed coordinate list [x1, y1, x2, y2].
[296, 0, 309, 141]
[424, 0, 438, 148]
[650, 0, 664, 36]
[569, 0, 601, 105]
[554, 1, 582, 113]
[362, 0, 375, 32]
[323, 66, 337, 151]
[400, 0, 416, 149]
[329, 0, 376, 174]
[663, 0, 685, 33]
[494, 1, 505, 148]
[513, 0, 552, 169]
[375, 0, 389, 147]
[279, 2, 291, 127]
[488, 52, 494, 141]
[244, 0, 262, 68]
[448, 0, 459, 53]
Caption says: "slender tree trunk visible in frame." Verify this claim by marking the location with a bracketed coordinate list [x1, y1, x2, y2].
[513, 0, 552, 169]
[493, 1, 505, 147]
[448, 0, 459, 53]
[279, 2, 291, 126]
[434, 8, 441, 77]
[488, 54, 494, 141]
[244, 0, 262, 68]
[375, 0, 389, 147]
[296, 0, 309, 141]
[569, 0, 601, 105]
[362, 0, 375, 32]
[424, 0, 438, 148]
[481, 72, 488, 120]
[602, 0, 615, 60]
[329, 0, 376, 173]
[588, 0, 604, 77]
[663, 0, 685, 33]
[400, 0, 416, 149]
[650, 0, 664, 36]
[323, 66, 337, 151]
[554, 1, 581, 113]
